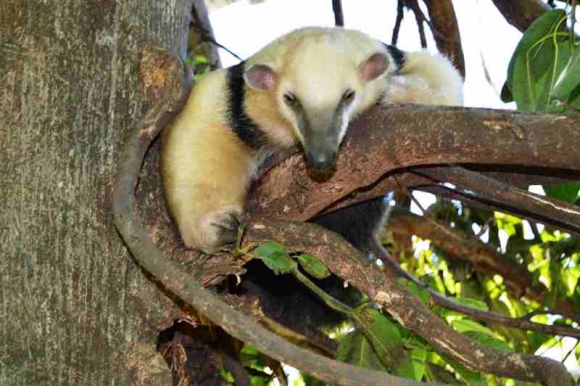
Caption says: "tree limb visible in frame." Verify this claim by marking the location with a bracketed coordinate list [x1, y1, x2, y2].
[250, 105, 580, 225]
[412, 167, 580, 237]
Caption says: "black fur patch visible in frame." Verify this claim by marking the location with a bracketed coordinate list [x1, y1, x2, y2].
[313, 197, 387, 256]
[227, 61, 268, 150]
[383, 44, 406, 73]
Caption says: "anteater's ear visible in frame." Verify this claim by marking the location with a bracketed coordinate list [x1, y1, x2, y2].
[359, 52, 389, 82]
[244, 64, 278, 91]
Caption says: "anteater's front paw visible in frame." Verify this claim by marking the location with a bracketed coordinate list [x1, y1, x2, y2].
[207, 210, 241, 248]
[181, 209, 242, 254]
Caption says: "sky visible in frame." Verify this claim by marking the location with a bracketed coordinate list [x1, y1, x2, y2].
[208, 0, 578, 378]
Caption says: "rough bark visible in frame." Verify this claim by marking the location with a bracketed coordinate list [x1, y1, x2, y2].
[249, 105, 580, 222]
[0, 1, 195, 385]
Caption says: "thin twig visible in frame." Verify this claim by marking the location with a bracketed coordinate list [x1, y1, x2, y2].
[407, 0, 428, 48]
[392, 0, 405, 45]
[562, 340, 579, 364]
[332, 0, 344, 27]
[412, 167, 580, 238]
[190, 4, 243, 61]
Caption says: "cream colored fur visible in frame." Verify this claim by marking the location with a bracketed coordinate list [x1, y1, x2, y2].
[384, 51, 463, 105]
[162, 27, 463, 253]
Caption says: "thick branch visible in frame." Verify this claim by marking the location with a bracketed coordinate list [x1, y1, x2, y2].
[250, 105, 580, 223]
[491, 0, 550, 32]
[244, 221, 575, 386]
[114, 53, 431, 386]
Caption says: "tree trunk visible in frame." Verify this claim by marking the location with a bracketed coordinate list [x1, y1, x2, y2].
[0, 1, 194, 385]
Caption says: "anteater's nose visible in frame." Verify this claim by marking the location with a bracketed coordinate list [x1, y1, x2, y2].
[306, 150, 337, 171]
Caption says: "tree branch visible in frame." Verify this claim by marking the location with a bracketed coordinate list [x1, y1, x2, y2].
[412, 167, 580, 237]
[250, 105, 580, 224]
[114, 51, 434, 386]
[244, 220, 575, 386]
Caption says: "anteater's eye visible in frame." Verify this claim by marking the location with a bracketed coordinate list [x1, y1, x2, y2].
[343, 89, 356, 104]
[283, 93, 298, 106]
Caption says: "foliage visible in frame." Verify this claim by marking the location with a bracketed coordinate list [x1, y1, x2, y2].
[185, 54, 211, 81]
[502, 8, 580, 204]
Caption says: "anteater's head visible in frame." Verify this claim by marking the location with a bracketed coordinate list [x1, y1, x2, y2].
[244, 33, 393, 175]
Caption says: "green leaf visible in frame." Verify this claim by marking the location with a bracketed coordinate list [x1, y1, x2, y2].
[254, 241, 296, 274]
[219, 367, 235, 383]
[562, 267, 580, 297]
[551, 45, 580, 101]
[544, 182, 580, 204]
[495, 212, 521, 236]
[254, 240, 286, 257]
[507, 9, 566, 90]
[456, 297, 489, 311]
[295, 253, 330, 279]
[500, 81, 513, 103]
[194, 55, 209, 64]
[404, 335, 430, 351]
[536, 42, 573, 112]
[261, 251, 296, 275]
[395, 348, 427, 381]
[451, 318, 495, 336]
[336, 330, 388, 371]
[406, 281, 430, 305]
[357, 309, 404, 361]
[443, 355, 485, 385]
[507, 9, 568, 111]
[463, 331, 511, 352]
[425, 363, 459, 384]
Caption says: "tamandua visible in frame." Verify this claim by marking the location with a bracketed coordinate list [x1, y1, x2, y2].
[162, 27, 463, 253]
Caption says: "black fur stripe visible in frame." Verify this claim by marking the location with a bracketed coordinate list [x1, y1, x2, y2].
[383, 44, 406, 73]
[227, 61, 267, 150]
